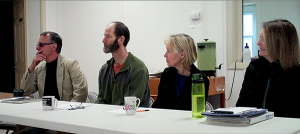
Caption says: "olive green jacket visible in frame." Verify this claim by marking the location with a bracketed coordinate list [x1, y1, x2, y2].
[96, 52, 150, 107]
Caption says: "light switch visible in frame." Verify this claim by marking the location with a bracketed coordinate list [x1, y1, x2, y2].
[190, 11, 201, 20]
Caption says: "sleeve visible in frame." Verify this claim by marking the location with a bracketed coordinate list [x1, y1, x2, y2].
[95, 64, 111, 104]
[126, 67, 149, 105]
[236, 65, 252, 107]
[95, 69, 104, 104]
[68, 60, 88, 102]
[20, 68, 38, 96]
[151, 69, 168, 109]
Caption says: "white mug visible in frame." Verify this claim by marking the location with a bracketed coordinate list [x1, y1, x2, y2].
[124, 96, 140, 115]
[42, 96, 58, 110]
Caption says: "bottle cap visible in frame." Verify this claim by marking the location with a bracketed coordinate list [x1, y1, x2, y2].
[192, 74, 199, 80]
[192, 73, 203, 80]
[245, 43, 249, 48]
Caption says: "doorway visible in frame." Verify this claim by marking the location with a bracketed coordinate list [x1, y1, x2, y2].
[1, 0, 26, 93]
[1, 1, 15, 93]
[13, 0, 27, 90]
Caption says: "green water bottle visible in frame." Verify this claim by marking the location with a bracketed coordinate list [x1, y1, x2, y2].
[192, 73, 205, 118]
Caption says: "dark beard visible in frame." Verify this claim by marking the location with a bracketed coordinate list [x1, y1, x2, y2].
[103, 38, 119, 53]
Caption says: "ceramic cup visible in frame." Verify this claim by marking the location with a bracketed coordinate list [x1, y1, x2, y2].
[124, 96, 140, 115]
[42, 96, 58, 110]
[13, 89, 24, 97]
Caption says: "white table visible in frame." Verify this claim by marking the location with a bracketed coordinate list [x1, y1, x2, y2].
[0, 101, 300, 134]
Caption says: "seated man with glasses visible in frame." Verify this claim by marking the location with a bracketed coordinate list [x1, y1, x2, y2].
[21, 31, 88, 102]
[19, 31, 88, 133]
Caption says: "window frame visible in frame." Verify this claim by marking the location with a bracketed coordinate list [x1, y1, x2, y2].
[243, 2, 257, 57]
[227, 0, 248, 70]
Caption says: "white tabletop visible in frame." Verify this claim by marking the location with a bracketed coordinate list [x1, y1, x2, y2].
[1, 100, 300, 134]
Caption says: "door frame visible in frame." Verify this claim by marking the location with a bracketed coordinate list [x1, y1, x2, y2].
[13, 0, 27, 89]
[14, 0, 46, 88]
[40, 0, 45, 32]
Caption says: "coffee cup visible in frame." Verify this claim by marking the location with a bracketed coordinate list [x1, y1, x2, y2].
[42, 96, 58, 110]
[13, 89, 24, 97]
[124, 96, 140, 115]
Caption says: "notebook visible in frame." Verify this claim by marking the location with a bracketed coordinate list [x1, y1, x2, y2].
[202, 107, 268, 117]
[205, 111, 274, 125]
[0, 97, 41, 104]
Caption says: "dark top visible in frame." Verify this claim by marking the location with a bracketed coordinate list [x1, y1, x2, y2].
[44, 57, 60, 100]
[152, 64, 210, 111]
[236, 57, 300, 118]
[174, 73, 188, 107]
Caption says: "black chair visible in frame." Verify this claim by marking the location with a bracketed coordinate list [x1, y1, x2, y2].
[0, 91, 39, 134]
[0, 121, 15, 134]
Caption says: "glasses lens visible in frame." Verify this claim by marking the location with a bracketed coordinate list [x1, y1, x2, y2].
[37, 43, 53, 47]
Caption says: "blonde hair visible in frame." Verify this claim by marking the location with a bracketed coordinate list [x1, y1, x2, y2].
[263, 19, 300, 71]
[164, 33, 197, 66]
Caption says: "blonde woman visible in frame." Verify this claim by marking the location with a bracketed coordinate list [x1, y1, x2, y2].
[152, 33, 209, 110]
[236, 19, 300, 118]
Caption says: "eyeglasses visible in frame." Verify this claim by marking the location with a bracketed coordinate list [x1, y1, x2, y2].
[68, 102, 85, 110]
[36, 42, 54, 47]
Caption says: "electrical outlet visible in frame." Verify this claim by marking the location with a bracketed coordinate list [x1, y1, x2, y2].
[191, 20, 201, 28]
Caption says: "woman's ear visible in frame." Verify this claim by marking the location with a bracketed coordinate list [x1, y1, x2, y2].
[181, 51, 186, 58]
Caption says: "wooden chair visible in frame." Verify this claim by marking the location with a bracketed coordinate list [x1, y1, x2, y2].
[149, 78, 160, 101]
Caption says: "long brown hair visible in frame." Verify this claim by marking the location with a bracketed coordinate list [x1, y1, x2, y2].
[263, 19, 300, 71]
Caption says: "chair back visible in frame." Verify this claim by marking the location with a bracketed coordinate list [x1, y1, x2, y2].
[205, 101, 214, 111]
[87, 92, 98, 103]
[149, 97, 155, 108]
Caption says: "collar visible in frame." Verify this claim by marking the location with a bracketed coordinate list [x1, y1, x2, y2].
[107, 52, 133, 70]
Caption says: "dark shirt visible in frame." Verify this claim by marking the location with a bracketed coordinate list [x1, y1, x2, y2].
[236, 57, 300, 118]
[174, 73, 188, 108]
[152, 64, 209, 111]
[44, 57, 60, 100]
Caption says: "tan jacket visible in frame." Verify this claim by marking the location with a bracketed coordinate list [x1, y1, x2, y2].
[20, 55, 88, 102]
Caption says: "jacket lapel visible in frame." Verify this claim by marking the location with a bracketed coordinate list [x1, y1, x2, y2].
[56, 55, 63, 100]
[39, 63, 47, 97]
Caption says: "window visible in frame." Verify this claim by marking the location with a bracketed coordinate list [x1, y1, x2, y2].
[243, 3, 257, 57]
[227, 0, 300, 70]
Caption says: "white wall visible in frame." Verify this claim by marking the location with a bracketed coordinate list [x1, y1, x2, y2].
[26, 0, 41, 67]
[27, 1, 245, 107]
[255, 0, 300, 55]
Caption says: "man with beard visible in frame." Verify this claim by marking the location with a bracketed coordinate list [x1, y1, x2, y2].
[95, 21, 150, 107]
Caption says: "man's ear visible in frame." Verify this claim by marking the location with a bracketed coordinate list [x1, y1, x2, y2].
[118, 36, 125, 45]
[52, 43, 57, 51]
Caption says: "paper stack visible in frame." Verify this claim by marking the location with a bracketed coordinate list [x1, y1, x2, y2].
[202, 107, 274, 125]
